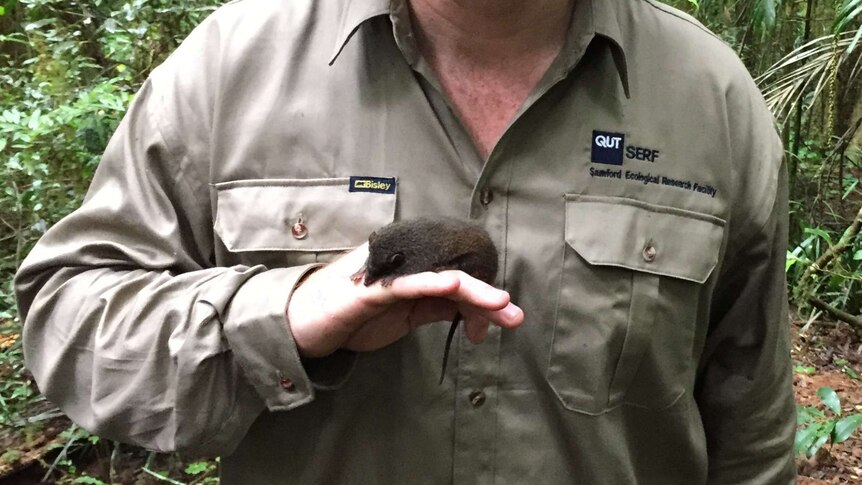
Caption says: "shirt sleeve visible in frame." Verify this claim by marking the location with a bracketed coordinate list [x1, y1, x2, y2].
[13, 15, 328, 457]
[695, 70, 796, 483]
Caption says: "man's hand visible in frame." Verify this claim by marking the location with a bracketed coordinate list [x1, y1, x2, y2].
[287, 243, 524, 358]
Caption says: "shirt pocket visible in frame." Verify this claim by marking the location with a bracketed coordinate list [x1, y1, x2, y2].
[547, 194, 725, 415]
[213, 178, 396, 265]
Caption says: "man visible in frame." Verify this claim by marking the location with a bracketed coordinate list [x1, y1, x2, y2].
[16, 0, 796, 482]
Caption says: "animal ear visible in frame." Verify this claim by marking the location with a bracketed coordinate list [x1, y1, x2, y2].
[388, 252, 405, 266]
[368, 231, 377, 243]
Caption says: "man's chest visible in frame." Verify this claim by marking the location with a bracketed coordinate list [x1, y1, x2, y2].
[206, 40, 731, 410]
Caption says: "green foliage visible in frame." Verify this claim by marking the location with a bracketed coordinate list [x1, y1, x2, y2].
[0, 0, 221, 483]
[835, 0, 862, 52]
[184, 461, 214, 476]
[787, 218, 862, 316]
[0, 333, 36, 427]
[796, 386, 862, 458]
[833, 358, 859, 379]
[753, 0, 780, 35]
[0, 449, 23, 464]
[71, 477, 110, 485]
[0, 0, 221, 320]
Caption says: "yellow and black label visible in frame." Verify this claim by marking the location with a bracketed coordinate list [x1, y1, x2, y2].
[349, 176, 396, 194]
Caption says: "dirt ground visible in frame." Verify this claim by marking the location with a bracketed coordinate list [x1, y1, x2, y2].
[794, 318, 862, 484]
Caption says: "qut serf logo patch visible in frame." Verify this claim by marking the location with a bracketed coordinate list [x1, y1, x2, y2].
[592, 130, 625, 165]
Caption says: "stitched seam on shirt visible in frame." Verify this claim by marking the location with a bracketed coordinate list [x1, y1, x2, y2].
[223, 245, 358, 253]
[641, 0, 724, 45]
[213, 178, 352, 190]
[565, 194, 727, 226]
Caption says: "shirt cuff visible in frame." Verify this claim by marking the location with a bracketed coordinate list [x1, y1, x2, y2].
[222, 265, 321, 411]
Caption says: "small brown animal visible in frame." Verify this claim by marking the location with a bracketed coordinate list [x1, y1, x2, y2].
[350, 217, 499, 384]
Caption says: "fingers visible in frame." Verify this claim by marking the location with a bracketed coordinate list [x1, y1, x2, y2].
[470, 302, 524, 329]
[463, 314, 489, 344]
[383, 271, 524, 330]
[385, 270, 506, 307]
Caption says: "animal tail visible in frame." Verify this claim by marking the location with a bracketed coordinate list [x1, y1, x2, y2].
[439, 313, 462, 385]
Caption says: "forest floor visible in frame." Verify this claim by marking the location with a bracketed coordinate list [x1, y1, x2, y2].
[794, 317, 862, 484]
[1, 314, 861, 484]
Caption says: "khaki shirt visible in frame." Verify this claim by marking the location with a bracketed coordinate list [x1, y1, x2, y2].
[15, 0, 796, 483]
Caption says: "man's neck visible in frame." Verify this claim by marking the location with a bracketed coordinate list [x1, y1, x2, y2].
[407, 0, 574, 159]
[409, 0, 574, 69]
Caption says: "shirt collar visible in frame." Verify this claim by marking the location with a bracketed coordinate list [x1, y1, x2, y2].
[328, 0, 390, 65]
[591, 0, 630, 98]
[329, 0, 630, 97]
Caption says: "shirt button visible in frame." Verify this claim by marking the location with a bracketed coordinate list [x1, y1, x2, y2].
[280, 378, 296, 392]
[290, 215, 308, 240]
[479, 189, 494, 207]
[642, 242, 657, 263]
[291, 223, 308, 239]
[469, 390, 486, 408]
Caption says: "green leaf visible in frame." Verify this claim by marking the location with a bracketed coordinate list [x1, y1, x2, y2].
[0, 7, 6, 16]
[795, 423, 822, 454]
[3, 110, 20, 124]
[808, 431, 831, 458]
[854, 249, 862, 261]
[27, 109, 41, 131]
[833, 414, 862, 443]
[798, 405, 825, 425]
[103, 18, 119, 34]
[795, 365, 816, 375]
[818, 387, 842, 415]
[185, 461, 211, 475]
[72, 476, 109, 485]
[24, 19, 54, 31]
[804, 227, 833, 246]
[844, 368, 860, 380]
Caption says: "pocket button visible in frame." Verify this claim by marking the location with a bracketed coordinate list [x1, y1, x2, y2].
[469, 390, 486, 408]
[642, 242, 657, 263]
[290, 216, 309, 240]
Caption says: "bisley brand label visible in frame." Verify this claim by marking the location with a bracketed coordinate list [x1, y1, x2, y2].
[349, 176, 396, 194]
[591, 131, 625, 165]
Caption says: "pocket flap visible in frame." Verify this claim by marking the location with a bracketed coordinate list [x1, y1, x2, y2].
[214, 178, 396, 252]
[565, 195, 725, 283]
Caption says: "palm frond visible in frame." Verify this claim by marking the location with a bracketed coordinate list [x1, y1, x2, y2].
[756, 32, 857, 124]
[835, 0, 862, 52]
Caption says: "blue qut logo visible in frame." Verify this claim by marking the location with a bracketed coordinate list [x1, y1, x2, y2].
[592, 130, 625, 165]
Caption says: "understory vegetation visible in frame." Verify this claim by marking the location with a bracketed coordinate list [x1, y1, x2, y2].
[1, 0, 861, 483]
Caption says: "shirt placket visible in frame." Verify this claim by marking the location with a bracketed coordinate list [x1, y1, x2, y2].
[412, 73, 507, 484]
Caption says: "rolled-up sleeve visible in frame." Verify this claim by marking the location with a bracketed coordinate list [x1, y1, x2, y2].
[14, 16, 321, 456]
